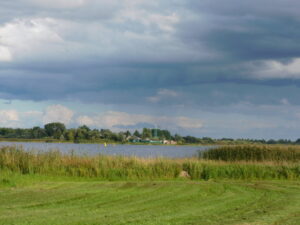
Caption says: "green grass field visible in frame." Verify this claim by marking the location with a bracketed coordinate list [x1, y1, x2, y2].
[0, 174, 299, 225]
[0, 146, 300, 224]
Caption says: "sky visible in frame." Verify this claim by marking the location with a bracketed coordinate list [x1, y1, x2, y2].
[1, 0, 300, 140]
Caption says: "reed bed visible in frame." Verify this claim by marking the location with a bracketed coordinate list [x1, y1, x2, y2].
[0, 146, 299, 180]
[201, 145, 300, 162]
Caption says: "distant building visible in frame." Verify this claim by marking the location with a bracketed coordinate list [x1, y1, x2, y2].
[163, 140, 177, 145]
[128, 136, 163, 144]
[127, 136, 141, 143]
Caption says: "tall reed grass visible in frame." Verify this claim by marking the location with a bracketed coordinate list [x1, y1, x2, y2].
[0, 146, 299, 180]
[201, 145, 300, 162]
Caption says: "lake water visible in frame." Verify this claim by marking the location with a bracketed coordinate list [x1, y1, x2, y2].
[0, 142, 215, 158]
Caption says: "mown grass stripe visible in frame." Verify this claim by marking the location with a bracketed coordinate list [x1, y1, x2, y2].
[0, 179, 299, 225]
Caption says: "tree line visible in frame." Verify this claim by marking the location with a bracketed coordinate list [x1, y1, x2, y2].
[0, 122, 299, 144]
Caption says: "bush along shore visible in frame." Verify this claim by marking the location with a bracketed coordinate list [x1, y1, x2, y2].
[0, 146, 299, 181]
[200, 145, 300, 162]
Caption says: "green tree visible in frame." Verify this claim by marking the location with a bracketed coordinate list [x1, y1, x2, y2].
[133, 130, 141, 138]
[125, 130, 131, 138]
[100, 129, 114, 140]
[142, 128, 152, 139]
[161, 130, 171, 140]
[75, 128, 85, 141]
[89, 129, 100, 140]
[65, 129, 75, 141]
[79, 125, 90, 132]
[174, 134, 184, 143]
[44, 122, 66, 138]
[30, 127, 46, 139]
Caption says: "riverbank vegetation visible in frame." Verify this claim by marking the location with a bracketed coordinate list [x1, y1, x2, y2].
[1, 122, 300, 145]
[0, 146, 299, 181]
[201, 145, 300, 162]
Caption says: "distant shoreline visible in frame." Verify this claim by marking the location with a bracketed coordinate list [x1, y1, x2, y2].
[1, 138, 300, 148]
[0, 138, 213, 146]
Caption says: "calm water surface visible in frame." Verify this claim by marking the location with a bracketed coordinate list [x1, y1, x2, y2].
[0, 142, 215, 158]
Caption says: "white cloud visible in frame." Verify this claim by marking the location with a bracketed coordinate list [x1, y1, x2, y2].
[0, 0, 210, 65]
[23, 110, 43, 118]
[251, 58, 300, 79]
[0, 46, 12, 62]
[0, 110, 19, 127]
[0, 18, 64, 61]
[0, 110, 19, 121]
[118, 7, 180, 33]
[76, 111, 203, 129]
[42, 105, 74, 125]
[76, 115, 95, 126]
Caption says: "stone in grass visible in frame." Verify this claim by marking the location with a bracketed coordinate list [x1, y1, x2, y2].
[178, 170, 191, 179]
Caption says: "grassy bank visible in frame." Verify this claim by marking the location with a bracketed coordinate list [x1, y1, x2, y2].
[1, 145, 300, 224]
[0, 146, 299, 180]
[0, 173, 299, 225]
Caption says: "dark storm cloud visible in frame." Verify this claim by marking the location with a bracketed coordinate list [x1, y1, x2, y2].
[204, 17, 300, 60]
[179, 0, 300, 61]
[1, 0, 300, 107]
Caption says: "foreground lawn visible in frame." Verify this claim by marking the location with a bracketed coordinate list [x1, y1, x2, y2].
[0, 176, 299, 225]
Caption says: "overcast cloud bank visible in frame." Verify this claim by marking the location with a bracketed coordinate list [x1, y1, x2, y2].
[0, 0, 300, 139]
